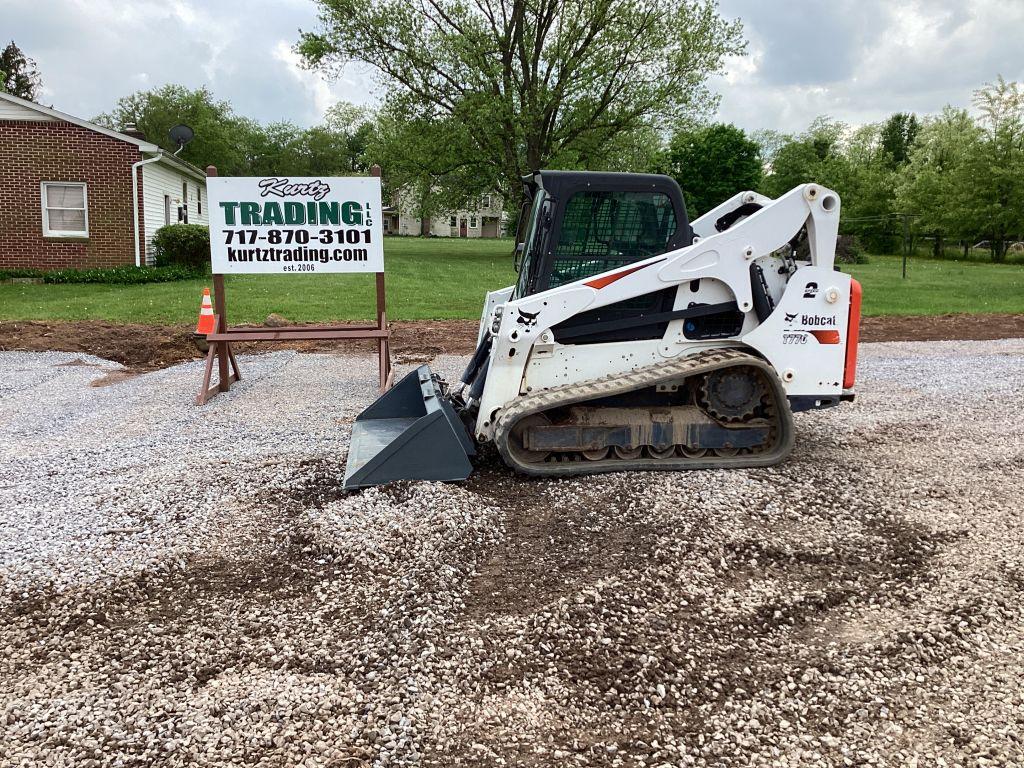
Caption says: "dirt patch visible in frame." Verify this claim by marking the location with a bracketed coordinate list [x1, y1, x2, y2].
[860, 313, 1024, 342]
[1, 315, 1020, 371]
[463, 468, 662, 618]
[0, 319, 480, 370]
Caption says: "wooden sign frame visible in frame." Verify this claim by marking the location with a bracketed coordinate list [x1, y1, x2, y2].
[196, 165, 393, 405]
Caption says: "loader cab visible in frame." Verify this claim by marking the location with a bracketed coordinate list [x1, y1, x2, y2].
[514, 171, 694, 343]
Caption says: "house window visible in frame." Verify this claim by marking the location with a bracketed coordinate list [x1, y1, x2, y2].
[164, 195, 172, 225]
[481, 195, 491, 209]
[449, 215, 457, 227]
[470, 216, 478, 228]
[41, 182, 88, 237]
[197, 185, 202, 215]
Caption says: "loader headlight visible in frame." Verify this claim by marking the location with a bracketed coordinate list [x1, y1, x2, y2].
[491, 305, 504, 335]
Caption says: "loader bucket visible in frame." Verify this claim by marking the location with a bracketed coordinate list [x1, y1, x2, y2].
[343, 365, 476, 490]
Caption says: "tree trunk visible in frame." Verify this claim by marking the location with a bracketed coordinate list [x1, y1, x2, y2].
[932, 233, 942, 258]
[993, 238, 1006, 263]
[962, 241, 969, 259]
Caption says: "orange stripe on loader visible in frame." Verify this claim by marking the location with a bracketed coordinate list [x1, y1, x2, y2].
[843, 279, 862, 389]
[583, 258, 664, 290]
[809, 330, 841, 344]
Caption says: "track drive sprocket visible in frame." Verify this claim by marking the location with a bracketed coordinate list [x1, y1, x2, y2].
[700, 366, 768, 422]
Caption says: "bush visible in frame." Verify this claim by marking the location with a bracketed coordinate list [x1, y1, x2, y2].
[835, 234, 869, 264]
[0, 264, 203, 284]
[151, 224, 211, 269]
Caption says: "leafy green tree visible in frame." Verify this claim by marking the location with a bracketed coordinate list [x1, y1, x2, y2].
[298, 0, 745, 213]
[761, 118, 906, 251]
[896, 107, 980, 256]
[323, 102, 375, 172]
[665, 123, 761, 217]
[750, 128, 786, 169]
[879, 112, 919, 167]
[95, 85, 257, 175]
[366, 95, 485, 219]
[761, 117, 849, 199]
[959, 77, 1024, 261]
[0, 40, 42, 100]
[836, 123, 900, 252]
[248, 103, 375, 176]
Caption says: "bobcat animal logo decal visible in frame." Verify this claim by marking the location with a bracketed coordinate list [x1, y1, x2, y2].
[516, 309, 540, 327]
[784, 311, 798, 323]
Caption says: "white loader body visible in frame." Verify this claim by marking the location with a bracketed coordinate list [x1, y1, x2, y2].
[474, 184, 856, 442]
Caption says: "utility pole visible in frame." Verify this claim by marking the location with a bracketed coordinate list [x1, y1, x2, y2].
[902, 213, 911, 279]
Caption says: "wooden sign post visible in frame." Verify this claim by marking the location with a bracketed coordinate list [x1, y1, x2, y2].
[196, 166, 392, 405]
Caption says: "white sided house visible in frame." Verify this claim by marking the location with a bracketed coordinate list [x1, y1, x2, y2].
[383, 189, 506, 238]
[0, 91, 207, 270]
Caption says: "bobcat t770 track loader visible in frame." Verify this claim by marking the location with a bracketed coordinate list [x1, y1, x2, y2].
[343, 171, 861, 489]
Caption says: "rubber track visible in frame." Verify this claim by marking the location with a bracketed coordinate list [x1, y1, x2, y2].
[493, 348, 795, 477]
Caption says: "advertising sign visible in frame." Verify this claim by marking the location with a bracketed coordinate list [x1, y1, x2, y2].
[206, 176, 384, 274]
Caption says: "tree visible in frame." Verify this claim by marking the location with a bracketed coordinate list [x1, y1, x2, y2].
[366, 94, 485, 220]
[836, 123, 900, 252]
[298, 0, 745, 213]
[665, 123, 761, 217]
[896, 107, 980, 256]
[960, 77, 1024, 261]
[751, 128, 786, 170]
[761, 117, 848, 199]
[95, 85, 258, 175]
[248, 103, 375, 176]
[0, 41, 42, 100]
[760, 118, 905, 252]
[879, 112, 919, 167]
[323, 102, 375, 172]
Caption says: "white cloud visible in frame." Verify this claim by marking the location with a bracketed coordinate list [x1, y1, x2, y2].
[7, 0, 378, 125]
[714, 0, 1024, 133]
[8, 0, 1024, 134]
[272, 40, 339, 119]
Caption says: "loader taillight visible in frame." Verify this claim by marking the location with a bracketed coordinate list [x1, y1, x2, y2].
[843, 279, 862, 389]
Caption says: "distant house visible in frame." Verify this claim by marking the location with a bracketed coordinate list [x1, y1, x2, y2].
[0, 91, 207, 271]
[382, 189, 506, 238]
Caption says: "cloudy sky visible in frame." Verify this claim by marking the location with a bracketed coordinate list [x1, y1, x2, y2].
[6, 0, 1024, 134]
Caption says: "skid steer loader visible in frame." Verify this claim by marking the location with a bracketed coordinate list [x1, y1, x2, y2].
[343, 171, 861, 490]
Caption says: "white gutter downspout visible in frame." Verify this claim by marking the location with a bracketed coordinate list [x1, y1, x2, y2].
[132, 155, 162, 267]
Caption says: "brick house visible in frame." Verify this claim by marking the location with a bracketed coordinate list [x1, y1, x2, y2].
[0, 91, 207, 271]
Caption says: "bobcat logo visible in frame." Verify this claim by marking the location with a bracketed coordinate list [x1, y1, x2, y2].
[803, 282, 819, 299]
[516, 309, 540, 327]
[784, 311, 798, 323]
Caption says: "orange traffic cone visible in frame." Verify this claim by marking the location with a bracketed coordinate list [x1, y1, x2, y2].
[196, 288, 216, 335]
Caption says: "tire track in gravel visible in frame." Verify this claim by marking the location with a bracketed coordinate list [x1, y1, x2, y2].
[462, 466, 666, 619]
[438, 449, 957, 766]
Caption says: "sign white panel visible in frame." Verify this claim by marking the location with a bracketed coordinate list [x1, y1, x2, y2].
[206, 176, 384, 274]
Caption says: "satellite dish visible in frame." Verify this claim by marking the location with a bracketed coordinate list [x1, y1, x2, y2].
[168, 124, 195, 155]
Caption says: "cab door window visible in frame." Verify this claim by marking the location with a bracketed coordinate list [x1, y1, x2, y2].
[547, 190, 677, 289]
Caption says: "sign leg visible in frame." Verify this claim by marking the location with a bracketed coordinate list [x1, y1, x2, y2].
[196, 344, 217, 405]
[213, 274, 229, 392]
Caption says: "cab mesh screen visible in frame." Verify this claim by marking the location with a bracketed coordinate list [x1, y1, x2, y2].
[548, 191, 677, 288]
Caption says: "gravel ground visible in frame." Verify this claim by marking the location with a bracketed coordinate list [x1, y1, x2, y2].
[1, 340, 1023, 767]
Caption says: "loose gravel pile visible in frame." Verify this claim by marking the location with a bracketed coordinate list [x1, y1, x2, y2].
[1, 340, 1023, 766]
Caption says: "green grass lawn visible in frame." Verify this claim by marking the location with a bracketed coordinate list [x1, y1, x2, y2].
[1, 241, 1021, 324]
[844, 254, 1024, 316]
[0, 238, 518, 324]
